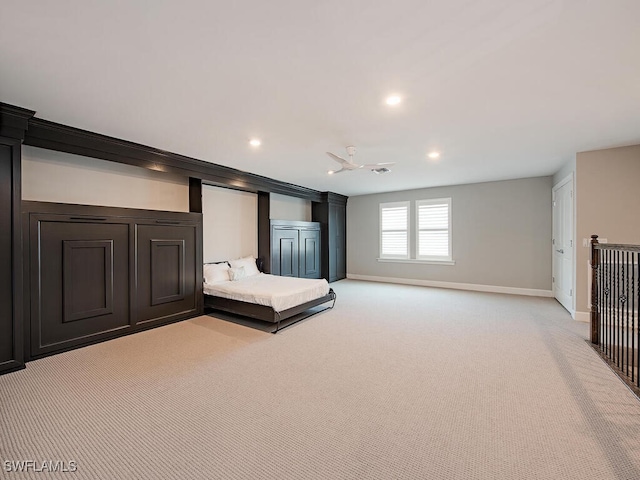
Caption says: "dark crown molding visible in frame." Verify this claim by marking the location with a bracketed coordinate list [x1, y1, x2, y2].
[2, 102, 347, 203]
[0, 103, 36, 141]
[319, 191, 348, 205]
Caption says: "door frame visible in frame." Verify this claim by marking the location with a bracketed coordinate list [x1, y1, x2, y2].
[552, 173, 575, 317]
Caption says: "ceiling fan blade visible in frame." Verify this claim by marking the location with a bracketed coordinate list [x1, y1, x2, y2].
[359, 162, 396, 169]
[326, 152, 351, 166]
[328, 168, 347, 175]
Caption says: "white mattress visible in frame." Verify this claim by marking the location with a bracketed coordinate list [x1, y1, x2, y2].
[203, 273, 330, 313]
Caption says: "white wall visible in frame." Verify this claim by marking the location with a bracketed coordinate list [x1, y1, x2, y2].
[22, 146, 189, 211]
[347, 176, 552, 293]
[202, 185, 257, 263]
[270, 193, 311, 221]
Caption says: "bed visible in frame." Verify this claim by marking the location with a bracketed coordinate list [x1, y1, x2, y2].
[203, 257, 336, 332]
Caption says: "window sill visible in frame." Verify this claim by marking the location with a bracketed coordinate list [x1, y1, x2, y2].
[377, 258, 456, 266]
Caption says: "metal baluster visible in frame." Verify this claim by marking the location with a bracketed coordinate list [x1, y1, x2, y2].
[599, 248, 603, 352]
[600, 247, 604, 352]
[608, 249, 612, 359]
[617, 250, 621, 368]
[611, 249, 614, 361]
[604, 249, 608, 355]
[619, 252, 627, 373]
[637, 251, 640, 388]
[627, 252, 632, 377]
[633, 251, 636, 383]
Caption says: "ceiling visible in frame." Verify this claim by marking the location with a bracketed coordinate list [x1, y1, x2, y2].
[2, 1, 639, 197]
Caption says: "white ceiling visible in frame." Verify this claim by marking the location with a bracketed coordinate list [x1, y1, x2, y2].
[2, 1, 639, 196]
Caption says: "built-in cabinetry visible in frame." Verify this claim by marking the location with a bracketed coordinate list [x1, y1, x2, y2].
[259, 191, 347, 283]
[0, 104, 34, 375]
[23, 202, 202, 359]
[0, 102, 348, 375]
[270, 220, 321, 279]
[312, 193, 347, 282]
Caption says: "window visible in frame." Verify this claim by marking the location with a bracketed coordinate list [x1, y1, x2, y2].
[380, 201, 409, 258]
[417, 198, 451, 261]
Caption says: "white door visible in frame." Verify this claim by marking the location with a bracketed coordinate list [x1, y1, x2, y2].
[552, 175, 574, 314]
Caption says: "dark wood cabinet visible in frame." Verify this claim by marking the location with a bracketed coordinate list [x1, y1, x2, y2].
[23, 202, 202, 359]
[0, 104, 33, 375]
[270, 221, 321, 279]
[0, 140, 25, 374]
[312, 193, 348, 282]
[329, 203, 346, 281]
[28, 219, 131, 357]
[136, 223, 197, 324]
[299, 228, 321, 279]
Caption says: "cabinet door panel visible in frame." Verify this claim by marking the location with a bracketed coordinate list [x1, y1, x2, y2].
[272, 228, 299, 277]
[31, 220, 130, 356]
[299, 229, 321, 279]
[136, 224, 196, 324]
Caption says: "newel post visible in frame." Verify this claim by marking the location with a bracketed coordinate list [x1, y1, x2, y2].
[590, 235, 600, 344]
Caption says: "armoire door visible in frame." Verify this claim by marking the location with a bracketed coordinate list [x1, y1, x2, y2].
[272, 227, 299, 277]
[299, 229, 321, 279]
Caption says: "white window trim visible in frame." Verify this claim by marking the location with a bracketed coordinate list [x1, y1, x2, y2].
[379, 201, 410, 259]
[416, 197, 452, 262]
[377, 258, 456, 265]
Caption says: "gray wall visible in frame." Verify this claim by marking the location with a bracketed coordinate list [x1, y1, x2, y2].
[347, 176, 552, 291]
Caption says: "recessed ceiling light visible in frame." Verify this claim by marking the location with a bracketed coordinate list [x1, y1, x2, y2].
[249, 139, 261, 147]
[428, 152, 440, 159]
[385, 95, 402, 106]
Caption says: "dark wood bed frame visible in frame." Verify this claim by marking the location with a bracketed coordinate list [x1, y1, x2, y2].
[204, 289, 336, 333]
[203, 260, 337, 333]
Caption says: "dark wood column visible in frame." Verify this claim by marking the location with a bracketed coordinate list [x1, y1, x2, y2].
[257, 192, 271, 273]
[312, 192, 348, 282]
[189, 177, 203, 213]
[0, 103, 35, 374]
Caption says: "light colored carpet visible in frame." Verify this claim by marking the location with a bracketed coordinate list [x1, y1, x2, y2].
[2, 280, 640, 479]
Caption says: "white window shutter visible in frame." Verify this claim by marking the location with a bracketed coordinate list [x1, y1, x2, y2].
[417, 199, 451, 260]
[380, 202, 409, 258]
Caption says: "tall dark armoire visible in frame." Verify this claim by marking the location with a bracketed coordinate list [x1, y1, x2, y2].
[312, 192, 348, 283]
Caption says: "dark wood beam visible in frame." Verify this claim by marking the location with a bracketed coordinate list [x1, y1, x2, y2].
[0, 103, 36, 140]
[22, 115, 326, 202]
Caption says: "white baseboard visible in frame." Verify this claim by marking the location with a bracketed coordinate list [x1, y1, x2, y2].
[574, 311, 590, 323]
[346, 273, 554, 298]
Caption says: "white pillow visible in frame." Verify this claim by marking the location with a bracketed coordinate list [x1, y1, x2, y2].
[229, 266, 246, 281]
[229, 256, 260, 277]
[203, 263, 230, 283]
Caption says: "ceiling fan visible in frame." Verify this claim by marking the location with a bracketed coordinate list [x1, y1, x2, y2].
[326, 146, 395, 175]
